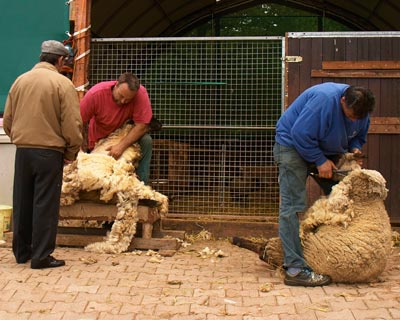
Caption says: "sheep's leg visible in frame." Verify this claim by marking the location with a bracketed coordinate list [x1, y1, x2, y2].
[231, 237, 267, 261]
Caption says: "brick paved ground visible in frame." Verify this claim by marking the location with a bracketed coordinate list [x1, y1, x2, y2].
[0, 239, 399, 320]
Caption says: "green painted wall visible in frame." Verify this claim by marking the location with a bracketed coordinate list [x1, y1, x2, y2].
[0, 1, 70, 114]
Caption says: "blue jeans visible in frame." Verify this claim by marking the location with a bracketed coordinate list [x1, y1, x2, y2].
[273, 142, 308, 269]
[137, 134, 152, 184]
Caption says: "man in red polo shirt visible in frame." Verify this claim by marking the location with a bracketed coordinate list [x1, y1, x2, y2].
[80, 72, 153, 184]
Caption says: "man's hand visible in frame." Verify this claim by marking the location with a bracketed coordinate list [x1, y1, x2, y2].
[317, 159, 338, 179]
[352, 148, 364, 167]
[105, 123, 147, 160]
[106, 144, 125, 160]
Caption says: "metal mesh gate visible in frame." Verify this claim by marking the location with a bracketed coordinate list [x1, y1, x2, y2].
[89, 37, 284, 217]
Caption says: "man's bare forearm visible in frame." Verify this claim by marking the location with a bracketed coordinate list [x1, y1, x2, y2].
[119, 123, 149, 150]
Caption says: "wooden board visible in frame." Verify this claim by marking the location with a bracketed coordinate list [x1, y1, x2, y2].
[4, 228, 184, 252]
[311, 69, 400, 78]
[369, 117, 400, 134]
[161, 217, 278, 239]
[322, 60, 400, 70]
[56, 201, 183, 252]
[55, 233, 180, 251]
[59, 202, 160, 223]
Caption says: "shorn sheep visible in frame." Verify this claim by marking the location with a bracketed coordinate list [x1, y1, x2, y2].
[235, 156, 393, 283]
[60, 122, 168, 254]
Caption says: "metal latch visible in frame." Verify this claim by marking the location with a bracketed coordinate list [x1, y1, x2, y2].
[284, 56, 303, 63]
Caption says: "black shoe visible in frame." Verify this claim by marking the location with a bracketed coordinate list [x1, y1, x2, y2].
[31, 256, 65, 269]
[284, 267, 331, 287]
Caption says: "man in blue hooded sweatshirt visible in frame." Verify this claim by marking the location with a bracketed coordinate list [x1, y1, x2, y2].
[274, 82, 375, 286]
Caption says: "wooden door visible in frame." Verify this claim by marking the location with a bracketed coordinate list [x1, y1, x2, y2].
[285, 32, 400, 224]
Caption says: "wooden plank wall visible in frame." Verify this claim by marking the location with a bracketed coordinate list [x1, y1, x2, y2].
[286, 35, 400, 224]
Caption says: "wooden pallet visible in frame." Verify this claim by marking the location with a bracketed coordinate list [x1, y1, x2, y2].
[57, 201, 184, 255]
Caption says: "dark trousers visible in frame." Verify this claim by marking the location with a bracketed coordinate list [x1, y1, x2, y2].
[12, 148, 63, 263]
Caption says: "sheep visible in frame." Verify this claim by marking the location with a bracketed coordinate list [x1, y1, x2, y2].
[261, 169, 392, 283]
[234, 154, 392, 283]
[60, 122, 168, 254]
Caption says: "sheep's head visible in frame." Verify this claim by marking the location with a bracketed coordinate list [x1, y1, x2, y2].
[333, 153, 362, 182]
[340, 169, 388, 202]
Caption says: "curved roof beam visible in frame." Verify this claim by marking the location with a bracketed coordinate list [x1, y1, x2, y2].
[91, 0, 400, 38]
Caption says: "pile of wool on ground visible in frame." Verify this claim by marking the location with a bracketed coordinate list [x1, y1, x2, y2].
[60, 123, 168, 254]
[266, 167, 392, 283]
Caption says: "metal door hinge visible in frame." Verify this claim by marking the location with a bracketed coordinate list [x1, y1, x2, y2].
[283, 56, 303, 63]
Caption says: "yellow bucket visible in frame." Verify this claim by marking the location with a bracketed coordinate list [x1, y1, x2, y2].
[0, 205, 12, 240]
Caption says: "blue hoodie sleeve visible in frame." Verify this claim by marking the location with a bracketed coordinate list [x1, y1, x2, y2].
[290, 93, 335, 166]
[291, 110, 328, 166]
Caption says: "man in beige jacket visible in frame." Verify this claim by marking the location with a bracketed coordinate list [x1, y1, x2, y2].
[3, 40, 83, 269]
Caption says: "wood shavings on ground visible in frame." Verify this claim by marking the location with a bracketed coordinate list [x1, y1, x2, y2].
[148, 256, 163, 263]
[247, 237, 268, 244]
[79, 257, 98, 265]
[307, 303, 330, 312]
[145, 249, 164, 263]
[185, 230, 213, 243]
[123, 250, 143, 256]
[176, 238, 192, 248]
[333, 292, 364, 298]
[259, 283, 274, 292]
[198, 247, 228, 259]
[145, 249, 159, 256]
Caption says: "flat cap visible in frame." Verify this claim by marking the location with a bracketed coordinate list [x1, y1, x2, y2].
[41, 40, 69, 56]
